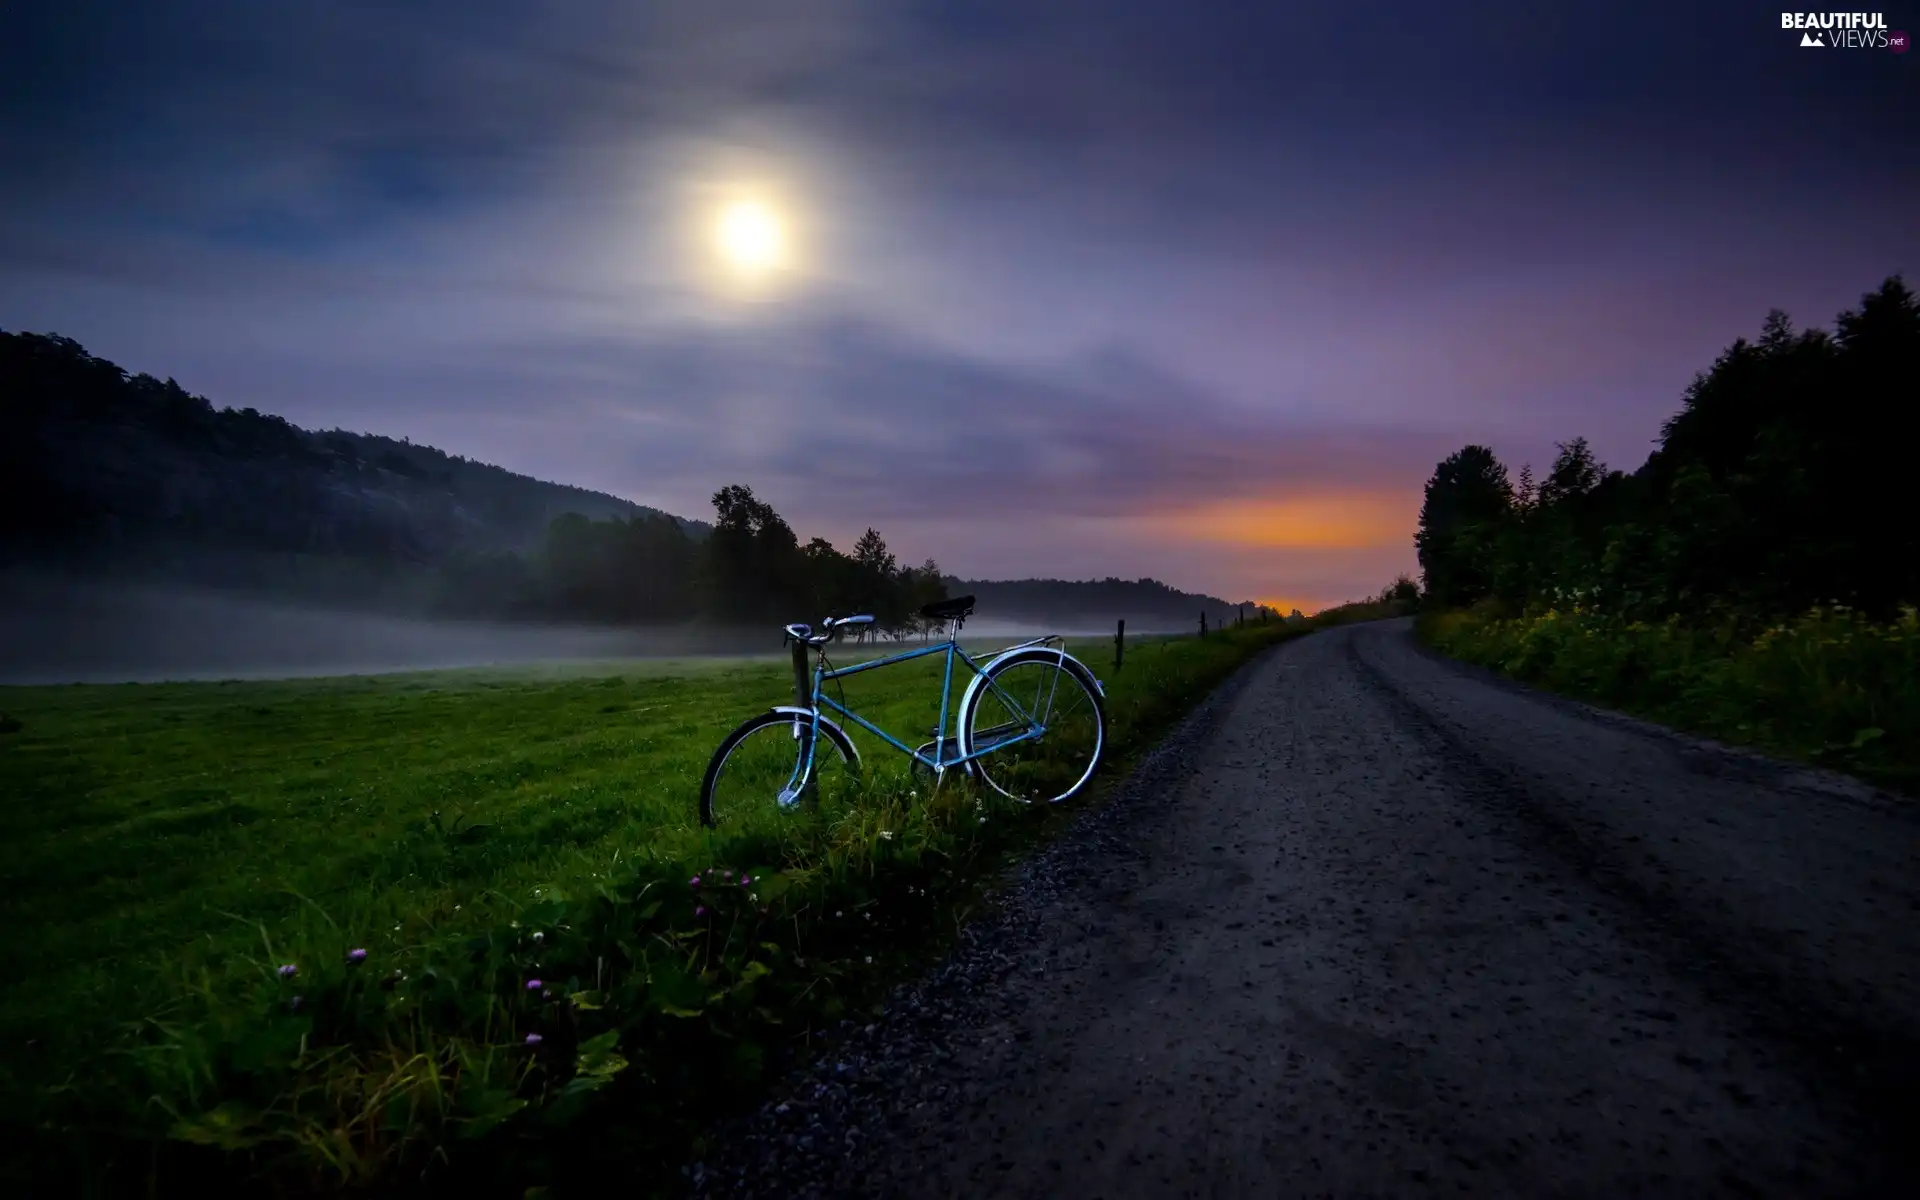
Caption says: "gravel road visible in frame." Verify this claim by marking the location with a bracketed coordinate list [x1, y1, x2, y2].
[691, 619, 1920, 1199]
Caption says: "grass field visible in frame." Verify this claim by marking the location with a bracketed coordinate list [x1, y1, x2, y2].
[0, 624, 1295, 1195]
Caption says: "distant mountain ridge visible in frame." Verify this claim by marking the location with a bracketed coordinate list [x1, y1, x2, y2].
[948, 576, 1272, 632]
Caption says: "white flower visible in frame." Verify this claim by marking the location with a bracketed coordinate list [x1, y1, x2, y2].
[878, 830, 894, 841]
[865, 956, 873, 964]
[532, 931, 544, 943]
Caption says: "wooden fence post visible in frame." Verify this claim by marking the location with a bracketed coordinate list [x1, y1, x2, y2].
[1114, 619, 1125, 671]
[1199, 611, 1208, 638]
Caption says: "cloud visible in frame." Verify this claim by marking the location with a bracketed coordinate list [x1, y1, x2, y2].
[3, 0, 1918, 610]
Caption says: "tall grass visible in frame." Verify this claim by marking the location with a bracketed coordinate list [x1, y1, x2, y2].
[1418, 605, 1920, 793]
[0, 623, 1298, 1195]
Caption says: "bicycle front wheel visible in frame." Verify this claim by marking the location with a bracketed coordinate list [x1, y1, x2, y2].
[700, 711, 858, 828]
[960, 650, 1106, 804]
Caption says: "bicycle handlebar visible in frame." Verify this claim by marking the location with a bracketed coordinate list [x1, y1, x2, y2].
[783, 614, 877, 648]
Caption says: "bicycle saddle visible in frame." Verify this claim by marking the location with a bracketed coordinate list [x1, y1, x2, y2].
[919, 595, 975, 621]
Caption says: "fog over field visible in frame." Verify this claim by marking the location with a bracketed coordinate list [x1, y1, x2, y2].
[0, 576, 1145, 684]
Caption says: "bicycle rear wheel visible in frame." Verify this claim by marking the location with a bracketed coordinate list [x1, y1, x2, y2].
[960, 650, 1105, 804]
[700, 711, 859, 828]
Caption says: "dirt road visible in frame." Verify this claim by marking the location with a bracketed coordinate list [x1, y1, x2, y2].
[699, 620, 1920, 1199]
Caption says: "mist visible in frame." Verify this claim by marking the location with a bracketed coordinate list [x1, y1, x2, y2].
[0, 575, 1145, 685]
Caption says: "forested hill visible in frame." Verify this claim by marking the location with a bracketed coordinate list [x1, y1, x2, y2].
[1414, 274, 1917, 621]
[0, 330, 1293, 629]
[949, 576, 1274, 631]
[0, 331, 706, 592]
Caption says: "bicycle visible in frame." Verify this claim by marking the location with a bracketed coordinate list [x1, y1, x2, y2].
[698, 595, 1107, 827]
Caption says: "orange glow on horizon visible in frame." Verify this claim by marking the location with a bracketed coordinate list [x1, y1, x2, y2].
[1145, 491, 1416, 551]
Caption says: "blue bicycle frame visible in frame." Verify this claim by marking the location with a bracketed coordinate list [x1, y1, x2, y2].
[795, 634, 1065, 782]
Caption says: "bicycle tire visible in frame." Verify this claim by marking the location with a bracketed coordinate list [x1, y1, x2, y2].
[699, 709, 860, 828]
[958, 649, 1106, 804]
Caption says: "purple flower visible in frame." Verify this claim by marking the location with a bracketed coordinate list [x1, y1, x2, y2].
[739, 873, 750, 886]
[695, 906, 707, 917]
[346, 948, 368, 964]
[690, 875, 701, 888]
[525, 1032, 543, 1046]
[526, 979, 543, 991]
[277, 964, 297, 979]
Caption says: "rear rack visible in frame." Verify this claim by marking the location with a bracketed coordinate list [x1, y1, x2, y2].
[980, 633, 1066, 657]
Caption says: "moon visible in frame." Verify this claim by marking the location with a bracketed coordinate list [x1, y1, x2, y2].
[712, 199, 789, 275]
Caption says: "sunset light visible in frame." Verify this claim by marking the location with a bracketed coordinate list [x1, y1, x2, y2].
[1148, 492, 1417, 550]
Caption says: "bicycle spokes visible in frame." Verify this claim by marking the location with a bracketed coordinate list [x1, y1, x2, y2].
[966, 658, 1104, 804]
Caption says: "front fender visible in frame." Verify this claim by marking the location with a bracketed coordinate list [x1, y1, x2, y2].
[770, 706, 864, 771]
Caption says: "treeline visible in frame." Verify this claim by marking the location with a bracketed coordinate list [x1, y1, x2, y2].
[946, 576, 1275, 630]
[439, 485, 950, 632]
[1415, 275, 1918, 624]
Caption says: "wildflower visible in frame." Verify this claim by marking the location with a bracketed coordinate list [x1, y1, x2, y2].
[532, 931, 545, 944]
[525, 1032, 544, 1046]
[978, 817, 987, 825]
[696, 906, 707, 916]
[836, 911, 844, 918]
[347, 948, 368, 965]
[865, 956, 873, 964]
[740, 873, 750, 886]
[879, 830, 894, 841]
[527, 979, 543, 991]
[690, 875, 701, 888]
[277, 964, 298, 980]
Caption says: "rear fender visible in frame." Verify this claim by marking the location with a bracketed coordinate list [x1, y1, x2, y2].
[956, 646, 1102, 756]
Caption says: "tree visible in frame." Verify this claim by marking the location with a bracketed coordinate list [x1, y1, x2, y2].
[701, 485, 804, 621]
[1415, 444, 1514, 607]
[1412, 274, 1920, 623]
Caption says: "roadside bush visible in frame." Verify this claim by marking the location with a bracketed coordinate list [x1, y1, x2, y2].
[1419, 605, 1920, 792]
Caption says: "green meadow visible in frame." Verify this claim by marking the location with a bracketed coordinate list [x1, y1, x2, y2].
[0, 624, 1296, 1195]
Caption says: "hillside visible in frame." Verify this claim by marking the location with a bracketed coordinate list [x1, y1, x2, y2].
[2, 331, 1286, 628]
[0, 331, 706, 602]
[949, 576, 1273, 632]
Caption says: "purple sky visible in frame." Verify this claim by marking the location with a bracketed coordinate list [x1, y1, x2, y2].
[3, 1, 1916, 610]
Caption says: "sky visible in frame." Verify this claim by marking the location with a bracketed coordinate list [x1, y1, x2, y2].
[2, 2, 1916, 612]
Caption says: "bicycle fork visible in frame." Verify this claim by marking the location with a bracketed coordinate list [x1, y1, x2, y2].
[784, 638, 821, 810]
